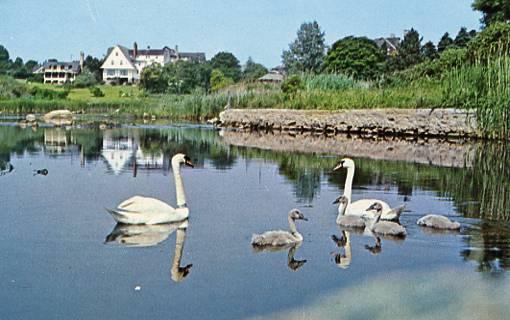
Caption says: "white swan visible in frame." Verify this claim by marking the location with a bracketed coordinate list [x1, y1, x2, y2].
[106, 153, 194, 224]
[366, 202, 407, 237]
[334, 195, 366, 228]
[251, 209, 308, 247]
[333, 158, 405, 221]
[417, 214, 461, 230]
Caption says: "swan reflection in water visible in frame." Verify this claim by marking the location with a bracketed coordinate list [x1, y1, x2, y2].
[252, 242, 307, 272]
[331, 231, 353, 269]
[331, 228, 403, 269]
[105, 219, 192, 282]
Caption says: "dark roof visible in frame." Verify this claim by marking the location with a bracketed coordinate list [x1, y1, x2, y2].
[42, 60, 81, 73]
[179, 52, 206, 61]
[128, 47, 176, 56]
[374, 37, 400, 50]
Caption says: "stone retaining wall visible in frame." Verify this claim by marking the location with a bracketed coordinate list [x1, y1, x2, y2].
[219, 108, 479, 138]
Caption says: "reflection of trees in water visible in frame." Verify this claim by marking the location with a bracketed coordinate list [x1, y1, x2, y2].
[2, 125, 510, 221]
[278, 155, 322, 203]
[461, 222, 510, 273]
[0, 126, 44, 162]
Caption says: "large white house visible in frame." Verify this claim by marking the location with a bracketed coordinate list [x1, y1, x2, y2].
[101, 43, 206, 84]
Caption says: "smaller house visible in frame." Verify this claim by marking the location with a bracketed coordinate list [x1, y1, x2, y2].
[374, 36, 400, 55]
[34, 52, 84, 84]
[258, 67, 285, 83]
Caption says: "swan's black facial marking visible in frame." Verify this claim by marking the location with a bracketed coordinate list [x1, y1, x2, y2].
[367, 202, 383, 212]
[183, 155, 194, 168]
[333, 160, 345, 171]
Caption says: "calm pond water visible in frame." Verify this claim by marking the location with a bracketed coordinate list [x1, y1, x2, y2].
[1, 120, 510, 320]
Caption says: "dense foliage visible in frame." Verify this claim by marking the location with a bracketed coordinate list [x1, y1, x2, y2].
[139, 60, 211, 94]
[0, 45, 40, 79]
[242, 57, 268, 81]
[210, 52, 242, 82]
[473, 0, 510, 25]
[282, 21, 326, 74]
[324, 36, 384, 80]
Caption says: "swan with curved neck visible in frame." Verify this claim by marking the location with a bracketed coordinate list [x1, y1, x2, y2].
[333, 158, 405, 221]
[107, 153, 194, 225]
[251, 209, 308, 247]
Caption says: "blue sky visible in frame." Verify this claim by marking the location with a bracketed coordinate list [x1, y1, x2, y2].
[1, 0, 480, 67]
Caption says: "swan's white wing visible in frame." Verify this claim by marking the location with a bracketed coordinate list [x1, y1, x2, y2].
[346, 199, 391, 217]
[117, 195, 175, 214]
[108, 196, 188, 224]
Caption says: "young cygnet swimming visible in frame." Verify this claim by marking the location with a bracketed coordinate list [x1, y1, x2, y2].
[367, 202, 407, 237]
[251, 209, 308, 247]
[334, 195, 366, 228]
[417, 214, 461, 230]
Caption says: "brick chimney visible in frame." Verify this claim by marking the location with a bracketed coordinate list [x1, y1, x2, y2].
[133, 42, 138, 57]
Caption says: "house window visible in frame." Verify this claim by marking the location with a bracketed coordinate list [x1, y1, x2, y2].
[107, 70, 115, 76]
[120, 60, 123, 65]
[111, 60, 114, 65]
[115, 52, 118, 56]
[120, 70, 128, 76]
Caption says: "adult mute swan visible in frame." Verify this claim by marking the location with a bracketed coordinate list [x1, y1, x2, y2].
[251, 209, 308, 247]
[333, 158, 405, 221]
[106, 153, 194, 225]
[367, 202, 407, 237]
[417, 214, 461, 230]
[334, 195, 366, 228]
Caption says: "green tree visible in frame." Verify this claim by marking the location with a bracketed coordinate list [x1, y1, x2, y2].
[242, 57, 268, 81]
[165, 60, 212, 94]
[84, 55, 104, 82]
[438, 32, 454, 53]
[210, 69, 234, 92]
[139, 64, 167, 93]
[472, 0, 510, 26]
[395, 28, 423, 70]
[73, 71, 98, 88]
[210, 52, 241, 82]
[282, 21, 326, 74]
[421, 41, 439, 60]
[324, 36, 384, 79]
[454, 27, 473, 48]
[0, 45, 11, 74]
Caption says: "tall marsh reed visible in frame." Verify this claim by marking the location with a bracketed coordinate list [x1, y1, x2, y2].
[443, 52, 510, 139]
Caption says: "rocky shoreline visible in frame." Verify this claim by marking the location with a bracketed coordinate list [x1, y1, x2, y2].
[218, 108, 479, 139]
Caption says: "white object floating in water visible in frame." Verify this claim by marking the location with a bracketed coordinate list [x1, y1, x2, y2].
[134, 285, 141, 291]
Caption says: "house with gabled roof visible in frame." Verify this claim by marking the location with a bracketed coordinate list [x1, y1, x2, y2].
[101, 42, 206, 84]
[374, 36, 401, 56]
